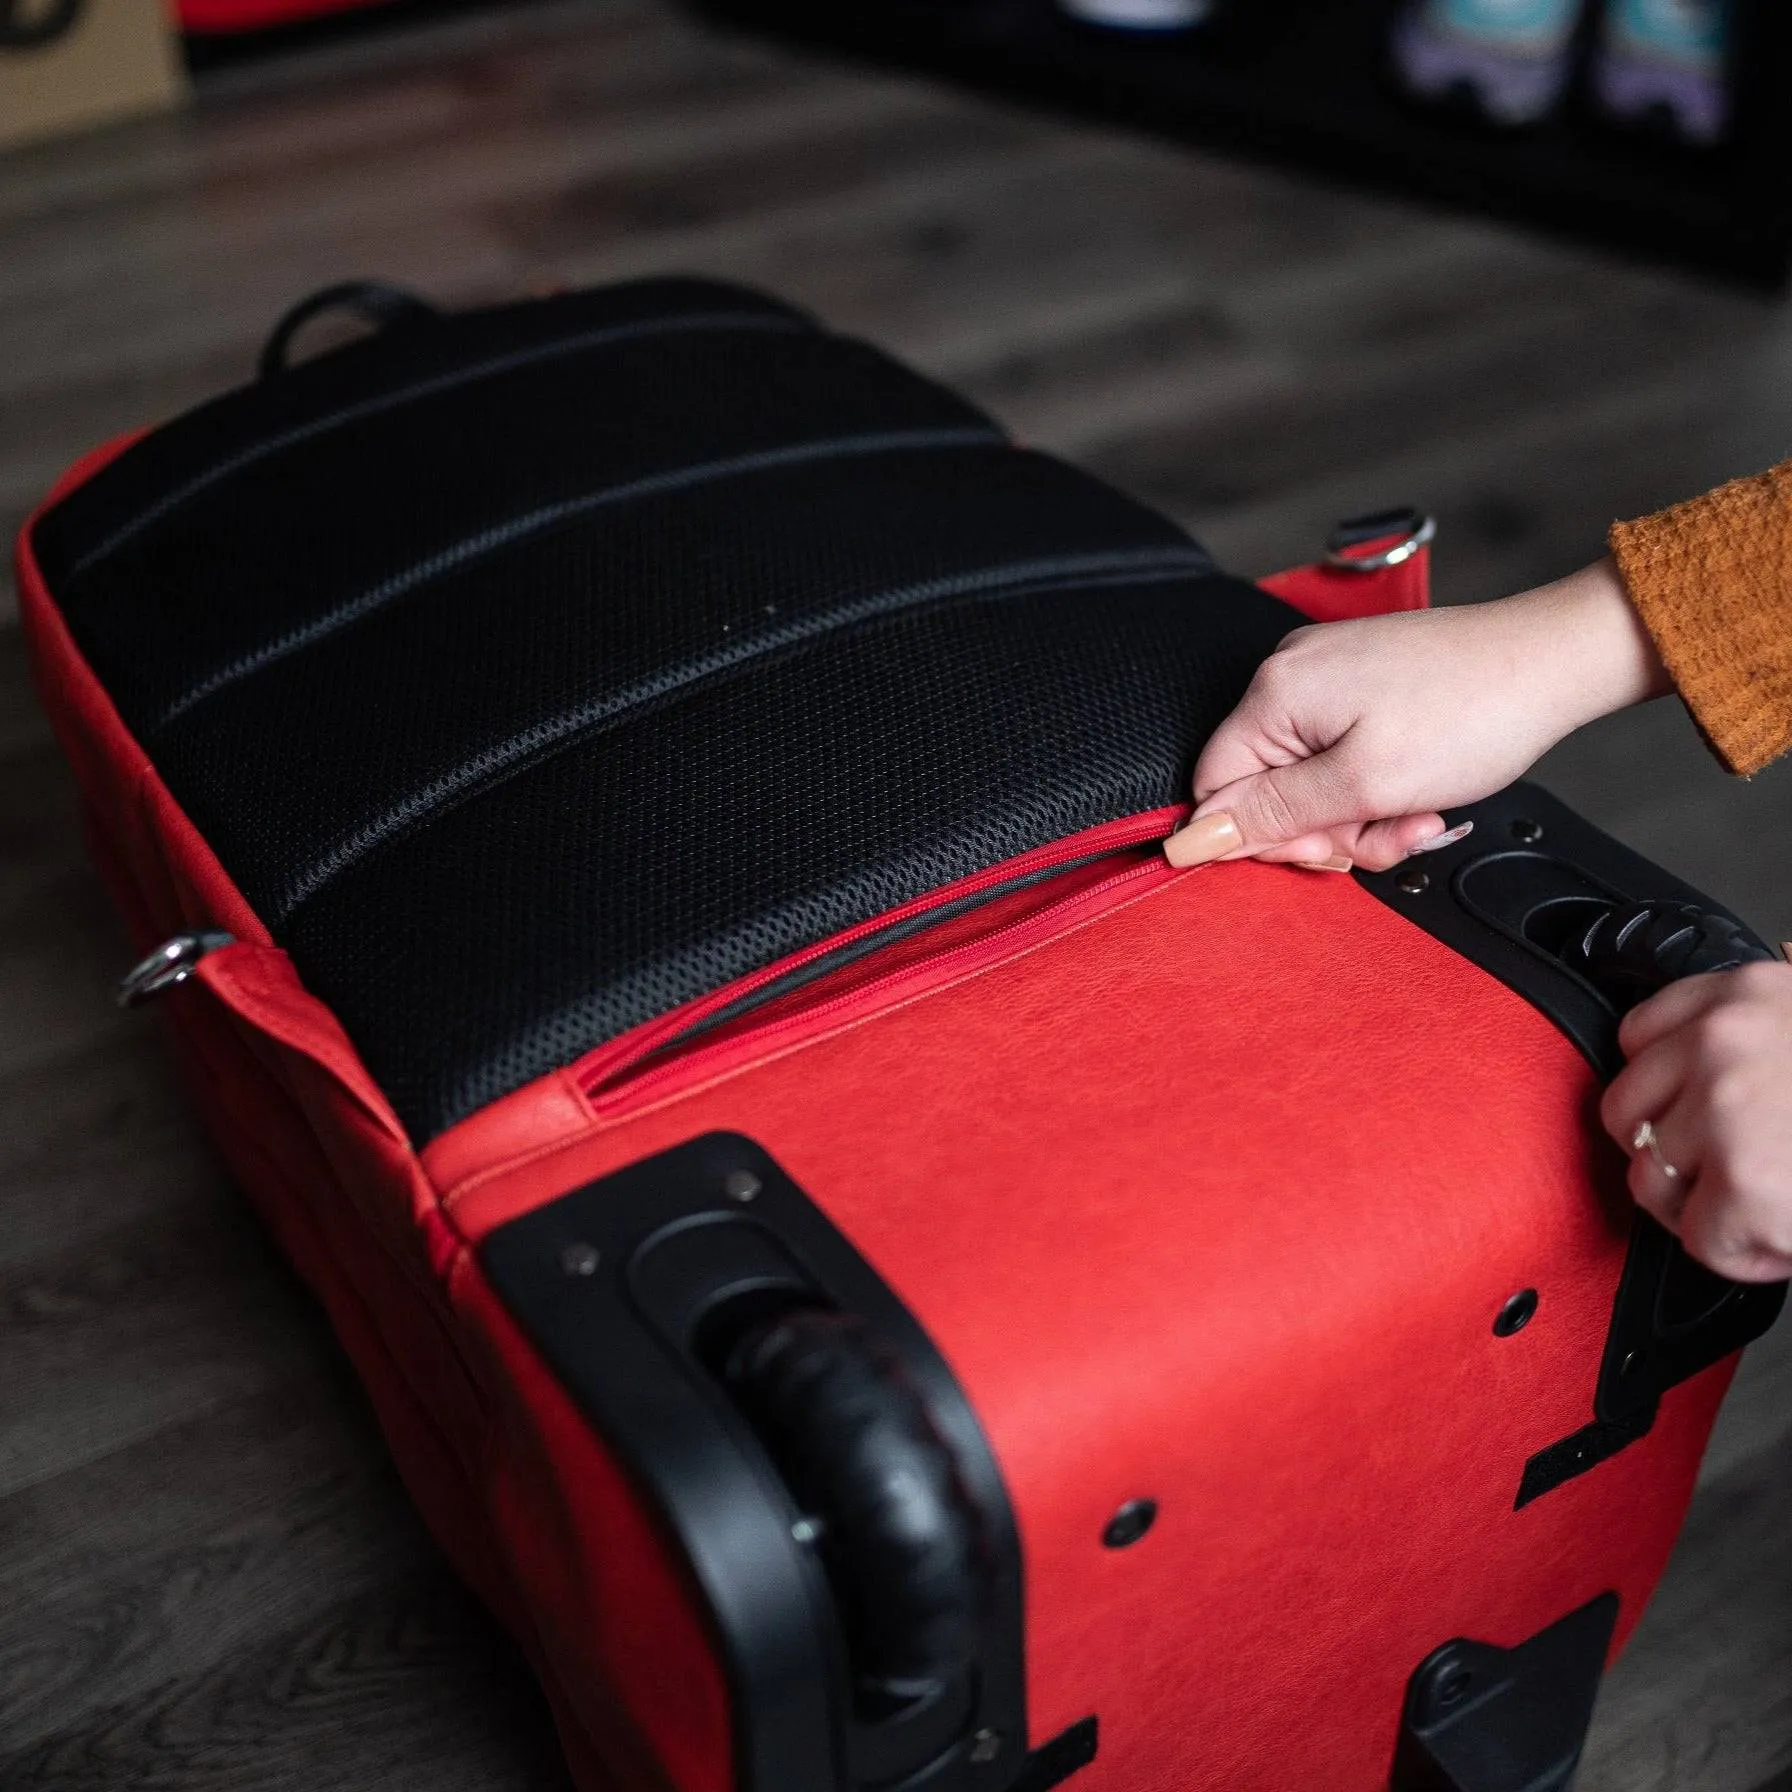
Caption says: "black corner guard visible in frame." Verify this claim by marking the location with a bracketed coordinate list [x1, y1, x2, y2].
[1518, 1219, 1785, 1508]
[479, 1132, 1027, 1792]
[1356, 782, 1786, 1505]
[1392, 1594, 1619, 1792]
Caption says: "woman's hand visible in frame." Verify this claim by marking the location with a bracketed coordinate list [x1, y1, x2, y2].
[1165, 558, 1672, 872]
[1602, 962, 1792, 1283]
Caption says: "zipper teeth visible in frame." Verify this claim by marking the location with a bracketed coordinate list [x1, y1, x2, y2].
[581, 848, 1167, 1112]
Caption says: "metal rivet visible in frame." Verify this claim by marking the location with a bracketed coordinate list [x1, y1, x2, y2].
[790, 1516, 823, 1545]
[559, 1241, 601, 1278]
[723, 1170, 762, 1204]
[1102, 1498, 1157, 1549]
[1620, 1349, 1648, 1379]
[969, 1729, 1003, 1765]
[1493, 1289, 1538, 1336]
[1510, 818, 1543, 844]
[1395, 868, 1431, 895]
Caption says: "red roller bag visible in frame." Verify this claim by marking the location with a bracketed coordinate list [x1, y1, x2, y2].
[16, 277, 1784, 1792]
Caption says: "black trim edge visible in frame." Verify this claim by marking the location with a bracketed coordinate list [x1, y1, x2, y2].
[478, 1132, 1027, 1792]
[1011, 1718, 1099, 1792]
[1516, 1415, 1653, 1511]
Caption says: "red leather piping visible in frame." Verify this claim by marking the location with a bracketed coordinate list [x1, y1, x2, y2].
[578, 812, 1178, 1105]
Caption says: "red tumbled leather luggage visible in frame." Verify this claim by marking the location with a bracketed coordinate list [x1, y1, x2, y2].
[17, 277, 1783, 1792]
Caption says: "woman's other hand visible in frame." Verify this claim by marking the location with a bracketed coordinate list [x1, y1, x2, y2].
[1166, 558, 1671, 872]
[1602, 962, 1792, 1284]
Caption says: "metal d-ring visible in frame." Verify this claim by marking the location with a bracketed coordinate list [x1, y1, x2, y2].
[1324, 506, 1437, 573]
[116, 930, 236, 1008]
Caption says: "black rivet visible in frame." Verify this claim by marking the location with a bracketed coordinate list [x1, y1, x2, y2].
[1395, 868, 1431, 895]
[723, 1170, 762, 1203]
[1493, 1288, 1538, 1336]
[1510, 818, 1543, 843]
[969, 1729, 1003, 1764]
[559, 1241, 601, 1278]
[1102, 1498, 1157, 1549]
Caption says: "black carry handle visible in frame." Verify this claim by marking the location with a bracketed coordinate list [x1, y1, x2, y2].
[258, 280, 440, 381]
[1366, 793, 1786, 1495]
[1561, 899, 1775, 1008]
[719, 1305, 984, 1709]
[1441, 837, 1776, 1063]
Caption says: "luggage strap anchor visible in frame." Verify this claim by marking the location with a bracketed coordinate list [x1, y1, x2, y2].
[117, 930, 236, 1007]
[1392, 1594, 1618, 1792]
[1324, 506, 1436, 572]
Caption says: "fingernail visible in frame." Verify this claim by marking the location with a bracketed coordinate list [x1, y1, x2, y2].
[1164, 811, 1241, 868]
[1780, 941, 1792, 963]
[1414, 821, 1475, 853]
[1295, 856, 1354, 873]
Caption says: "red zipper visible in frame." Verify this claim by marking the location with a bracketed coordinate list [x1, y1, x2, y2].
[574, 810, 1183, 1114]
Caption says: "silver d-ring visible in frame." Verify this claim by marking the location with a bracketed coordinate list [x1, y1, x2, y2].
[1324, 507, 1437, 573]
[117, 930, 236, 1008]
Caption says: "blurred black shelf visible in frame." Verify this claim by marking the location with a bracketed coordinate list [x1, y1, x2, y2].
[697, 0, 1792, 290]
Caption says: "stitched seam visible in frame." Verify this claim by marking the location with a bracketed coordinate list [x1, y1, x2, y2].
[69, 310, 811, 577]
[272, 547, 1213, 923]
[152, 424, 1005, 732]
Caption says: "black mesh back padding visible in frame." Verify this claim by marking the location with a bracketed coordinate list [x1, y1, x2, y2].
[37, 315, 996, 733]
[31, 276, 811, 588]
[37, 278, 1303, 1142]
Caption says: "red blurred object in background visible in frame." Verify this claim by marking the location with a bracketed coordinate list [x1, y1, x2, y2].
[175, 0, 391, 36]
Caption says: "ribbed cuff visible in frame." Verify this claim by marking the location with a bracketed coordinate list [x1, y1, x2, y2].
[1609, 459, 1792, 777]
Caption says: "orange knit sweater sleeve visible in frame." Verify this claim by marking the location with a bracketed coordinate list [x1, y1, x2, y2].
[1608, 460, 1792, 777]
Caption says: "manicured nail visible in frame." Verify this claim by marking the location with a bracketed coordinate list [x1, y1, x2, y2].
[1295, 856, 1354, 873]
[1414, 821, 1475, 853]
[1164, 811, 1241, 868]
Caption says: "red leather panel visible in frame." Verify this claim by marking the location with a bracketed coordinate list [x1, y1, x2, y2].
[429, 861, 1723, 1790]
[24, 439, 1724, 1792]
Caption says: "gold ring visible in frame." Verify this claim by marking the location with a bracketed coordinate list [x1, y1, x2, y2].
[1631, 1119, 1680, 1181]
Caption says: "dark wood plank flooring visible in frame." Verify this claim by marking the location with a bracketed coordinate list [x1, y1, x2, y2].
[0, 2, 1788, 1786]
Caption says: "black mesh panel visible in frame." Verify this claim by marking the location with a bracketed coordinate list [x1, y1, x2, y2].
[47, 326, 997, 732]
[31, 277, 812, 584]
[33, 278, 1301, 1142]
[150, 445, 1206, 925]
[283, 572, 1294, 1133]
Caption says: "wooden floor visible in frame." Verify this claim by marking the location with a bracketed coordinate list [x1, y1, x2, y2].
[1, 2, 1790, 1785]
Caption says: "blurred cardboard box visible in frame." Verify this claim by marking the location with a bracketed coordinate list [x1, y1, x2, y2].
[0, 0, 186, 152]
